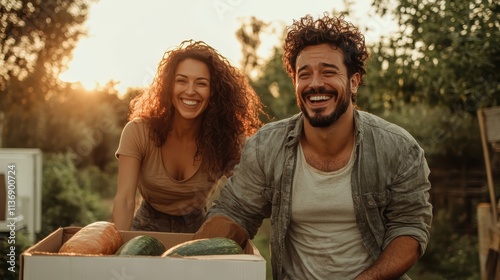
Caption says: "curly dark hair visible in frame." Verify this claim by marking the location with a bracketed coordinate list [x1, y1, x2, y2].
[283, 13, 369, 101]
[129, 40, 265, 180]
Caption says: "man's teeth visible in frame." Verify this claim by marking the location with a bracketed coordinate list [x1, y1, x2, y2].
[182, 99, 198, 105]
[309, 95, 331, 102]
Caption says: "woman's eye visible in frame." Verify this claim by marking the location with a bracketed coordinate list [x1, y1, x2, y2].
[196, 81, 209, 87]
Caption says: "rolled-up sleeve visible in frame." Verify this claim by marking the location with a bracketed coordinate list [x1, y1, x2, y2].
[384, 143, 433, 256]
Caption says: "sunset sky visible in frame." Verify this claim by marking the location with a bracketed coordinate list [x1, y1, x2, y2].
[58, 0, 397, 95]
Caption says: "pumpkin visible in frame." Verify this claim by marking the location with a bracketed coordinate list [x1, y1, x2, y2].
[58, 221, 122, 255]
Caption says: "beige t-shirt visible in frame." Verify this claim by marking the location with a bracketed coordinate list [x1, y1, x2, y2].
[115, 119, 216, 216]
[283, 143, 372, 279]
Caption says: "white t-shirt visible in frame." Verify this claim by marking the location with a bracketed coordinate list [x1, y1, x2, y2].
[283, 143, 372, 279]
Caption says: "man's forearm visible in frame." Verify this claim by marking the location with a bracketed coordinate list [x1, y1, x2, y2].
[355, 236, 420, 280]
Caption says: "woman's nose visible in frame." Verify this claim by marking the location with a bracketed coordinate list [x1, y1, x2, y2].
[185, 83, 195, 94]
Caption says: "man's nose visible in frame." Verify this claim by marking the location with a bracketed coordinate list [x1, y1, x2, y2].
[309, 73, 324, 89]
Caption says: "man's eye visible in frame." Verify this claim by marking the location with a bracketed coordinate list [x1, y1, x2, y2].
[298, 73, 310, 79]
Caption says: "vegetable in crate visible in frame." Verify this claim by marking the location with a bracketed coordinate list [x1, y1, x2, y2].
[58, 221, 122, 255]
[162, 237, 244, 257]
[116, 235, 166, 256]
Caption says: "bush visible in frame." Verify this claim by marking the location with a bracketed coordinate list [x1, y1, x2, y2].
[76, 161, 117, 199]
[37, 152, 110, 240]
[413, 206, 480, 279]
[377, 103, 482, 166]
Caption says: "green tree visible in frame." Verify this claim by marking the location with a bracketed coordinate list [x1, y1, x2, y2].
[353, 0, 498, 167]
[235, 16, 268, 79]
[251, 46, 298, 121]
[235, 17, 298, 121]
[37, 152, 109, 240]
[365, 0, 500, 112]
[39, 82, 125, 168]
[0, 0, 95, 147]
[0, 0, 93, 93]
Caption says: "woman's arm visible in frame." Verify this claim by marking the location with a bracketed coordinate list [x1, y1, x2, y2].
[112, 155, 140, 230]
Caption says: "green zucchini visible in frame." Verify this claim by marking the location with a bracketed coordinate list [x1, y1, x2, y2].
[116, 235, 165, 256]
[162, 237, 244, 257]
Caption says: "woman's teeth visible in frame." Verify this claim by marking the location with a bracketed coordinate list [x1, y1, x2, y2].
[182, 99, 198, 105]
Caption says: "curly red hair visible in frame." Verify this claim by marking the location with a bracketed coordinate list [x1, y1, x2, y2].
[282, 13, 369, 102]
[129, 40, 264, 179]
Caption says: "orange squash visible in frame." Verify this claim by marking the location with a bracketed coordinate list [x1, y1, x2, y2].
[59, 221, 123, 255]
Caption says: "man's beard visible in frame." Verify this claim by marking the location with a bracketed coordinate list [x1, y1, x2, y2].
[299, 84, 352, 128]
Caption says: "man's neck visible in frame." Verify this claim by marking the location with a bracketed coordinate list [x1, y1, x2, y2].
[301, 108, 355, 157]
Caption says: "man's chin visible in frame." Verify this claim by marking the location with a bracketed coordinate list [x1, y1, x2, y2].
[308, 119, 334, 128]
[305, 113, 335, 127]
[303, 106, 350, 128]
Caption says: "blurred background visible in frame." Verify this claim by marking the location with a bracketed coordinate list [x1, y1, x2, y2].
[0, 0, 499, 279]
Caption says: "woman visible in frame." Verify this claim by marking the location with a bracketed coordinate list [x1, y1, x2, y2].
[112, 40, 264, 232]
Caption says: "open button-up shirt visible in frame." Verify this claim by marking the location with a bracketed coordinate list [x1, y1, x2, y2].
[209, 110, 433, 280]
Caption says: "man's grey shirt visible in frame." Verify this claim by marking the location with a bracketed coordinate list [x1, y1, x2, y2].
[209, 110, 433, 280]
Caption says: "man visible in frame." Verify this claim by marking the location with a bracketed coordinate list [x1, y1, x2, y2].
[194, 13, 432, 280]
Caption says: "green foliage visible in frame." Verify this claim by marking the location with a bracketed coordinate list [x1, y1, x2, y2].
[413, 207, 480, 280]
[76, 161, 118, 199]
[235, 16, 268, 78]
[0, 0, 97, 153]
[37, 152, 110, 240]
[0, 0, 94, 95]
[0, 230, 31, 280]
[367, 0, 500, 111]
[235, 16, 298, 121]
[367, 103, 483, 165]
[3, 82, 126, 170]
[251, 46, 299, 121]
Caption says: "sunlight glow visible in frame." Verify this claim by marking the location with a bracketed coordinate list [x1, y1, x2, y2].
[58, 0, 397, 96]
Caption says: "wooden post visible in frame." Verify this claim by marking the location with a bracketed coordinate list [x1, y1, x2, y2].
[478, 107, 500, 279]
[478, 203, 500, 280]
[479, 203, 492, 280]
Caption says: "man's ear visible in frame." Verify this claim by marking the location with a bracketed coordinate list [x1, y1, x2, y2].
[350, 73, 361, 94]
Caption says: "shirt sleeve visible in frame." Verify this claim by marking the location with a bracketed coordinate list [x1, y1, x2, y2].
[207, 130, 271, 239]
[115, 120, 147, 161]
[383, 141, 432, 257]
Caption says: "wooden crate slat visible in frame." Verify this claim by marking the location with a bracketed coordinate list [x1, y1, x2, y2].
[483, 106, 500, 142]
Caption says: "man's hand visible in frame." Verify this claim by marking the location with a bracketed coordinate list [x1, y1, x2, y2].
[192, 215, 249, 249]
